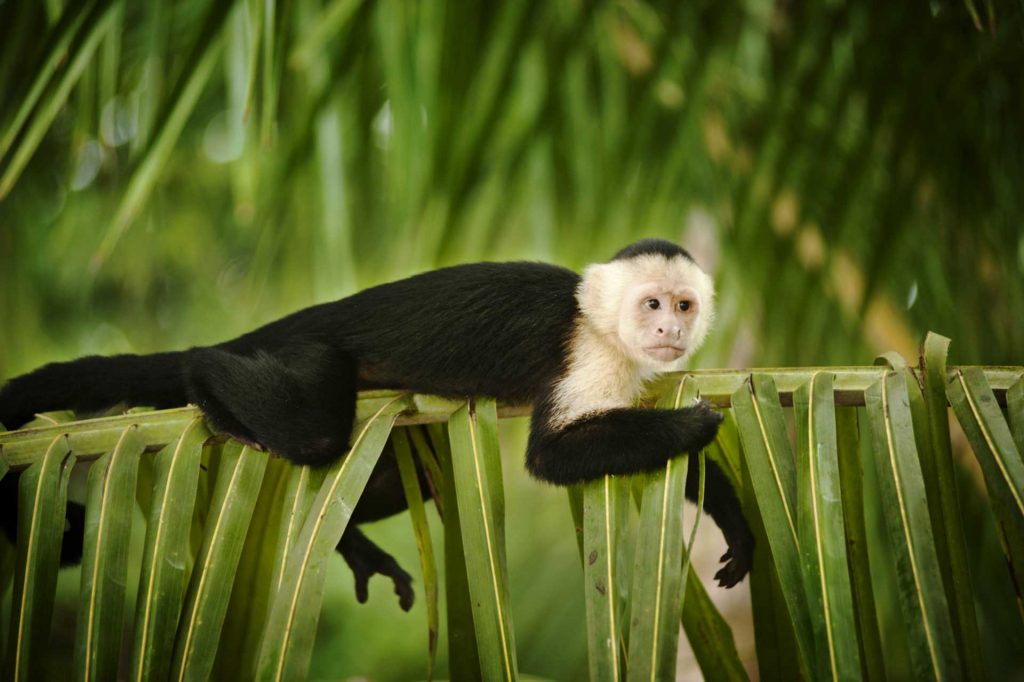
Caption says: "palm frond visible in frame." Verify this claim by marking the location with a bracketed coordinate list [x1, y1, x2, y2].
[0, 343, 1021, 678]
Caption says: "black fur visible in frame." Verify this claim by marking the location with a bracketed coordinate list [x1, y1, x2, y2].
[611, 238, 693, 263]
[0, 247, 754, 600]
[526, 395, 725, 483]
[0, 352, 187, 428]
[186, 344, 358, 464]
[0, 473, 85, 567]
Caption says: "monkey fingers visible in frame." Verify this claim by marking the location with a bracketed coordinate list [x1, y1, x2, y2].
[714, 548, 753, 589]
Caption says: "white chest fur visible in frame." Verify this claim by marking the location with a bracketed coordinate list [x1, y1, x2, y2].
[547, 324, 661, 430]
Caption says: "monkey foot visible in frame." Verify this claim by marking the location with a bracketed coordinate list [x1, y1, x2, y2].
[350, 552, 416, 611]
[338, 527, 416, 611]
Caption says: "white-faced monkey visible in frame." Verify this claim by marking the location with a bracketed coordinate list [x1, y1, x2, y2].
[0, 239, 753, 608]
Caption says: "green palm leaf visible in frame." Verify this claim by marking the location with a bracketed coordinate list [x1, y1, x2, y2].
[627, 377, 695, 681]
[129, 418, 209, 681]
[920, 335, 985, 679]
[864, 372, 959, 680]
[582, 474, 629, 682]
[834, 406, 885, 680]
[0, 0, 120, 199]
[947, 367, 1024, 621]
[731, 374, 814, 678]
[5, 435, 74, 681]
[0, 361, 1019, 677]
[255, 397, 404, 681]
[74, 426, 143, 682]
[793, 373, 860, 681]
[211, 458, 293, 679]
[432, 421, 484, 680]
[446, 398, 519, 681]
[393, 427, 441, 677]
[171, 442, 268, 681]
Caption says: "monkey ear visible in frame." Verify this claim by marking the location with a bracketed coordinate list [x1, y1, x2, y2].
[577, 263, 607, 312]
[578, 263, 623, 335]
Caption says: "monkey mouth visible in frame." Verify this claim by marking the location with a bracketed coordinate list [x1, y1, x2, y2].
[644, 345, 687, 362]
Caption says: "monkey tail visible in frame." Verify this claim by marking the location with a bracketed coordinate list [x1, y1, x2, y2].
[0, 352, 189, 430]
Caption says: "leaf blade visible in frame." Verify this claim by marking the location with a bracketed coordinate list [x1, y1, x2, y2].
[393, 427, 440, 677]
[432, 422, 483, 680]
[171, 442, 268, 681]
[864, 372, 959, 680]
[731, 374, 814, 677]
[834, 406, 885, 680]
[921, 334, 986, 679]
[947, 367, 1024, 620]
[129, 418, 209, 681]
[628, 375, 697, 681]
[5, 435, 74, 682]
[93, 0, 237, 267]
[74, 426, 144, 682]
[794, 373, 861, 681]
[446, 398, 518, 681]
[255, 398, 402, 681]
[582, 474, 628, 682]
[0, 0, 120, 199]
[0, 0, 98, 159]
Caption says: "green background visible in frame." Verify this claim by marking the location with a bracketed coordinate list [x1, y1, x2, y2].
[1, 0, 1022, 678]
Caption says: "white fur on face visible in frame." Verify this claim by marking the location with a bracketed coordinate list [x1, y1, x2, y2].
[547, 253, 715, 429]
[578, 254, 715, 367]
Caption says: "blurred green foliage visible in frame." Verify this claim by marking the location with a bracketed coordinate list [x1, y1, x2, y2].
[2, 0, 1022, 374]
[1, 0, 1022, 678]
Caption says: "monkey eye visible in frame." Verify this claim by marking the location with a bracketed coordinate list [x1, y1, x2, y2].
[645, 298, 660, 310]
[678, 300, 692, 312]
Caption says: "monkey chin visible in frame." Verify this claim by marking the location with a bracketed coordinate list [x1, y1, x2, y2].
[643, 345, 687, 363]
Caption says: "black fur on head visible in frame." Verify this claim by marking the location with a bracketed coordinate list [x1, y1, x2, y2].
[610, 238, 694, 264]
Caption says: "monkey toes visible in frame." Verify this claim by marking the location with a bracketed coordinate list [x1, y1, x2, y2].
[349, 550, 416, 612]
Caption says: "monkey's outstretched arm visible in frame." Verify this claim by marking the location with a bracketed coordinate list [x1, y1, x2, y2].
[525, 400, 723, 485]
[526, 400, 753, 587]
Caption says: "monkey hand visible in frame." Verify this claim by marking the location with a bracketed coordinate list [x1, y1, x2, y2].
[688, 399, 725, 450]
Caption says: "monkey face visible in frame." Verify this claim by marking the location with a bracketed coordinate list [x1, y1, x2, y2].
[619, 281, 704, 365]
[579, 251, 715, 371]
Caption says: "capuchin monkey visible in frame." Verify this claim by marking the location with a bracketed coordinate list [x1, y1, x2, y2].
[0, 238, 753, 608]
